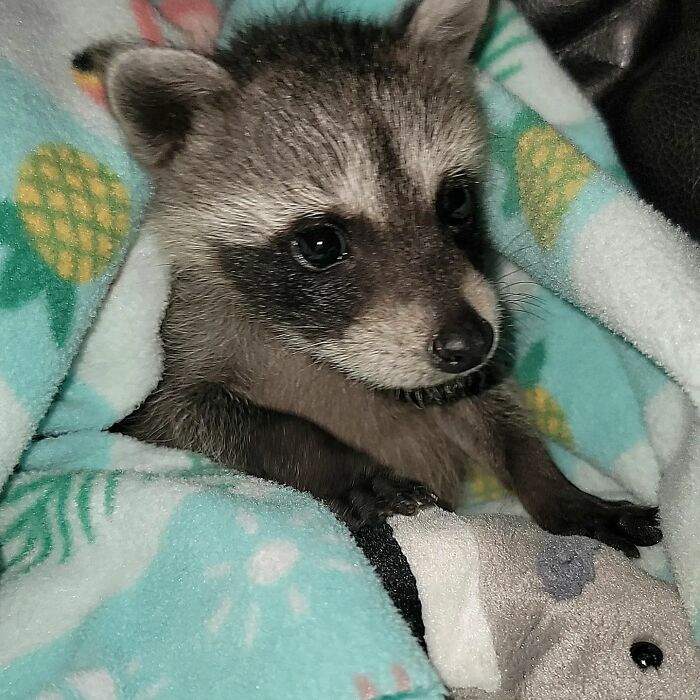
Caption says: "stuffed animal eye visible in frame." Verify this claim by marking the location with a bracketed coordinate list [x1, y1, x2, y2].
[436, 177, 475, 229]
[291, 222, 348, 271]
[630, 641, 664, 670]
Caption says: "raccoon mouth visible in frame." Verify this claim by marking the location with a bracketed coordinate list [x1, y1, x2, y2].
[393, 370, 493, 409]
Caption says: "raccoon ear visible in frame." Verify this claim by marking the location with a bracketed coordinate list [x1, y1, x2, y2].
[105, 47, 233, 169]
[402, 0, 490, 62]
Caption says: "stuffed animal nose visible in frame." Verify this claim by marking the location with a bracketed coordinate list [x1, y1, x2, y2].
[431, 317, 494, 374]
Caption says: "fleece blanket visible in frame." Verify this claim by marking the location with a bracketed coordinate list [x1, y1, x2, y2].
[0, 0, 698, 698]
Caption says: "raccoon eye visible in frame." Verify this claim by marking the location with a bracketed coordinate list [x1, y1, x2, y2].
[291, 222, 348, 271]
[437, 177, 480, 253]
[436, 177, 475, 228]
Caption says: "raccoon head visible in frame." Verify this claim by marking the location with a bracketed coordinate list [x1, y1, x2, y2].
[104, 0, 498, 400]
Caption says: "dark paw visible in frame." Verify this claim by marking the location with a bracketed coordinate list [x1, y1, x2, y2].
[327, 473, 436, 530]
[539, 497, 662, 558]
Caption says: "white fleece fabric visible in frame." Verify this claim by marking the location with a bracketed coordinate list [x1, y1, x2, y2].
[390, 509, 501, 692]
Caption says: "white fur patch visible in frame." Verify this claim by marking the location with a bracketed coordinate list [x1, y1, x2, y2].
[192, 185, 332, 249]
[310, 301, 443, 389]
[461, 272, 501, 367]
[307, 277, 500, 390]
[401, 122, 485, 200]
[333, 149, 386, 221]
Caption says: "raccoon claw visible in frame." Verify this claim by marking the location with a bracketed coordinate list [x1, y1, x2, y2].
[371, 474, 437, 515]
[617, 505, 662, 544]
[328, 474, 436, 531]
[540, 497, 662, 558]
[589, 502, 662, 558]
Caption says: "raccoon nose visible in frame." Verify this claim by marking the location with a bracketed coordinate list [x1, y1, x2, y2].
[431, 318, 494, 374]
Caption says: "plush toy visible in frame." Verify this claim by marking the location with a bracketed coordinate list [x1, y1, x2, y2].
[355, 508, 700, 699]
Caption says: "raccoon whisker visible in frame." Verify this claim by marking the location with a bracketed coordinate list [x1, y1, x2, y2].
[495, 235, 541, 267]
[515, 299, 546, 311]
[500, 288, 540, 299]
[511, 308, 545, 322]
[506, 296, 544, 309]
[511, 304, 546, 317]
[502, 297, 542, 307]
[500, 290, 544, 305]
[502, 296, 545, 311]
[502, 242, 540, 261]
[498, 274, 537, 285]
[494, 268, 526, 284]
[505, 294, 546, 309]
[497, 347, 517, 363]
[504, 306, 544, 319]
[498, 280, 540, 291]
[499, 229, 531, 249]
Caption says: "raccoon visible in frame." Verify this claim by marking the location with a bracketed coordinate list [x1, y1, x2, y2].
[85, 0, 660, 554]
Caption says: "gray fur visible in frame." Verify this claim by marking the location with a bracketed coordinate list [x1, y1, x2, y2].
[93, 2, 661, 544]
[536, 535, 600, 600]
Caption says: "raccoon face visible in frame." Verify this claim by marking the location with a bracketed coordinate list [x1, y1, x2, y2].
[104, 0, 497, 392]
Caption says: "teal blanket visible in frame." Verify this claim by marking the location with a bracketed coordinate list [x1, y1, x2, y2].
[1, 1, 698, 698]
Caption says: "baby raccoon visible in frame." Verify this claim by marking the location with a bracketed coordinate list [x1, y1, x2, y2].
[88, 0, 660, 554]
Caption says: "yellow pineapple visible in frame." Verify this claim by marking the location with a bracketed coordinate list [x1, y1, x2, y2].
[517, 340, 574, 449]
[0, 144, 131, 346]
[15, 144, 130, 283]
[523, 385, 574, 448]
[515, 126, 593, 250]
[463, 465, 510, 505]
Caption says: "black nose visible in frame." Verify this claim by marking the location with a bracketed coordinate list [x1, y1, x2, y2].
[431, 316, 494, 374]
[630, 641, 663, 670]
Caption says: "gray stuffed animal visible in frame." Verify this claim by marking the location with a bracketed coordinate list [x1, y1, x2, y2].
[387, 508, 700, 699]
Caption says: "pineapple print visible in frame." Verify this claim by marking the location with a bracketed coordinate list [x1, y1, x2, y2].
[0, 144, 131, 346]
[492, 110, 594, 250]
[516, 126, 593, 249]
[517, 340, 574, 449]
[16, 145, 130, 282]
[463, 464, 510, 506]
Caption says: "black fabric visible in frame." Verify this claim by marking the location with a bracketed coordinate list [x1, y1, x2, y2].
[512, 0, 700, 240]
[352, 521, 426, 650]
[512, 0, 679, 100]
[601, 5, 700, 239]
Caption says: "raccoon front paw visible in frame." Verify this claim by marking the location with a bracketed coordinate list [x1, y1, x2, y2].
[539, 496, 662, 558]
[327, 473, 436, 531]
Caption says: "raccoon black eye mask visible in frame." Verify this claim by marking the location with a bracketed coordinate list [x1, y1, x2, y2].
[98, 0, 661, 552]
